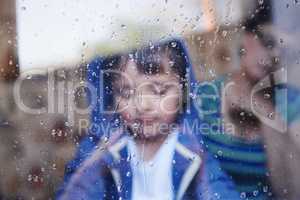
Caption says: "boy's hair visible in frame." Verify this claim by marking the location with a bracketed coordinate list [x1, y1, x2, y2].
[133, 41, 186, 82]
[110, 41, 187, 84]
[101, 40, 188, 112]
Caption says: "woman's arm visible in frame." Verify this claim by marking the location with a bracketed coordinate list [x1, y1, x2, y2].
[262, 120, 300, 200]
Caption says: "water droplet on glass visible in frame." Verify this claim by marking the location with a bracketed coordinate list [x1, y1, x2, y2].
[240, 192, 246, 199]
[263, 186, 269, 193]
[264, 93, 271, 99]
[103, 136, 109, 143]
[268, 112, 274, 119]
[27, 174, 32, 182]
[280, 38, 284, 44]
[240, 48, 246, 55]
[169, 61, 175, 67]
[253, 190, 259, 196]
[217, 150, 223, 156]
[171, 42, 177, 47]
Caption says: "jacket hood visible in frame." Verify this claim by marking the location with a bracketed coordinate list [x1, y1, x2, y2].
[87, 38, 200, 139]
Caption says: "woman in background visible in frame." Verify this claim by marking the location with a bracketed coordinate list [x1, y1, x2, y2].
[195, 1, 300, 199]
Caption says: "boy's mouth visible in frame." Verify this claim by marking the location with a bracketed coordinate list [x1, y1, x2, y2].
[128, 118, 159, 136]
[141, 118, 156, 126]
[132, 118, 156, 128]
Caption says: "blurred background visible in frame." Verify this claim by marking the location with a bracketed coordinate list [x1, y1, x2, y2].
[0, 0, 299, 199]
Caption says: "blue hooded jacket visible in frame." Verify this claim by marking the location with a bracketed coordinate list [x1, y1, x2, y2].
[56, 38, 240, 200]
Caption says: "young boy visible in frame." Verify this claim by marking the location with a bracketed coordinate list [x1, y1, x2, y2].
[57, 39, 239, 200]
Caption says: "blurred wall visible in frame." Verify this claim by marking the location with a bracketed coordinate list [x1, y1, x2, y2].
[273, 0, 300, 88]
[0, 0, 18, 121]
[0, 0, 19, 81]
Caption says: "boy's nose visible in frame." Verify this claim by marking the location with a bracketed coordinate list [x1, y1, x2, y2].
[135, 94, 155, 114]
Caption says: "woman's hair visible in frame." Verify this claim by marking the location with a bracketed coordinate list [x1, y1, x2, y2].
[243, 0, 273, 34]
[101, 40, 189, 111]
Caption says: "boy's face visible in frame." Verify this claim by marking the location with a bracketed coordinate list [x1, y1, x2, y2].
[114, 58, 182, 139]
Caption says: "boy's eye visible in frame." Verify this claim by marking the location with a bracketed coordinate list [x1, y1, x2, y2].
[119, 89, 134, 99]
[148, 86, 166, 96]
[153, 85, 178, 96]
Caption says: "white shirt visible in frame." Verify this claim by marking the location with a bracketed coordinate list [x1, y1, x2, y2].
[128, 132, 178, 200]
